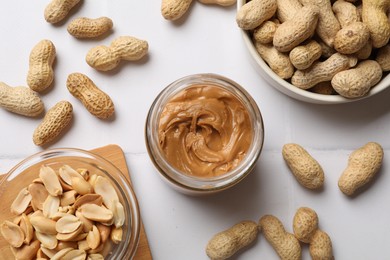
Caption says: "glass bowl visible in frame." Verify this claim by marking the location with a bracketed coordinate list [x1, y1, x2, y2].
[145, 73, 264, 195]
[237, 0, 390, 104]
[0, 148, 140, 259]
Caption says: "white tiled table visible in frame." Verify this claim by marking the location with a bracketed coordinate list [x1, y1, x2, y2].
[1, 1, 390, 259]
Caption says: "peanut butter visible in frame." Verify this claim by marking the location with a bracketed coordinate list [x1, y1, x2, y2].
[158, 84, 253, 177]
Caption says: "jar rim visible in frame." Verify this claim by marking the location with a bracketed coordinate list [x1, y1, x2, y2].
[145, 73, 265, 193]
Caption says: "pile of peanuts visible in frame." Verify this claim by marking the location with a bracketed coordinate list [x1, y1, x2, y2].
[0, 0, 149, 146]
[237, 0, 390, 98]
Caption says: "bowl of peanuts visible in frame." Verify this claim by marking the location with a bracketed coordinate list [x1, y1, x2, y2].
[0, 148, 140, 260]
[237, 0, 390, 104]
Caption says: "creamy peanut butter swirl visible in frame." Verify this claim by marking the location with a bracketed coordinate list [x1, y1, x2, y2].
[158, 85, 252, 177]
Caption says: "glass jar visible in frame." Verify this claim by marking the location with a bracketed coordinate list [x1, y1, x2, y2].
[145, 73, 264, 195]
[0, 148, 140, 259]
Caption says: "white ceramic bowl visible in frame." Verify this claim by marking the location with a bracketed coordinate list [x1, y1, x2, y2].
[237, 0, 390, 104]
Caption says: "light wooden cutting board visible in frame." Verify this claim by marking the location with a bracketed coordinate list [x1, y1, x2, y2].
[0, 144, 152, 260]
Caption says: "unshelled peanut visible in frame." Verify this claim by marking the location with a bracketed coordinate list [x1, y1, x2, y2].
[275, 0, 302, 22]
[259, 215, 301, 260]
[338, 142, 383, 196]
[27, 39, 56, 93]
[236, 0, 277, 30]
[44, 0, 81, 24]
[253, 20, 279, 44]
[300, 0, 341, 47]
[161, 0, 193, 20]
[293, 207, 318, 243]
[362, 0, 390, 48]
[255, 42, 294, 79]
[282, 143, 324, 189]
[332, 0, 361, 28]
[205, 221, 258, 260]
[332, 60, 382, 98]
[309, 230, 334, 260]
[33, 101, 73, 146]
[86, 36, 148, 71]
[376, 44, 390, 71]
[0, 83, 44, 117]
[333, 22, 370, 54]
[273, 5, 319, 52]
[197, 0, 236, 6]
[289, 40, 322, 70]
[67, 17, 113, 39]
[66, 73, 114, 119]
[291, 53, 357, 89]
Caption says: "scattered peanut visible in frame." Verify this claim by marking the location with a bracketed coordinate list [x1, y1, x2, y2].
[205, 221, 258, 260]
[289, 40, 322, 70]
[332, 60, 382, 98]
[293, 207, 318, 243]
[66, 73, 114, 119]
[259, 215, 301, 260]
[361, 0, 390, 48]
[338, 142, 384, 196]
[254, 42, 294, 79]
[67, 17, 113, 39]
[161, 0, 194, 20]
[282, 143, 324, 189]
[197, 0, 236, 6]
[44, 0, 81, 24]
[0, 83, 44, 117]
[27, 39, 56, 92]
[86, 36, 148, 71]
[309, 230, 334, 260]
[236, 0, 277, 30]
[33, 100, 73, 146]
[273, 5, 320, 52]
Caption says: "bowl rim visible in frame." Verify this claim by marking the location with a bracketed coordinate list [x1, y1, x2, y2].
[236, 0, 390, 104]
[0, 147, 141, 260]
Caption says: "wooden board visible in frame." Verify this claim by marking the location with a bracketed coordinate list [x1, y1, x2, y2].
[0, 144, 152, 260]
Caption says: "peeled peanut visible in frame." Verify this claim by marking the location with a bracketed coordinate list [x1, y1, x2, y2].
[43, 195, 60, 218]
[28, 183, 49, 211]
[161, 0, 193, 21]
[74, 194, 103, 209]
[51, 248, 73, 260]
[0, 220, 24, 247]
[33, 100, 73, 146]
[78, 204, 113, 222]
[88, 254, 104, 260]
[259, 215, 301, 260]
[309, 230, 334, 260]
[56, 215, 82, 234]
[66, 73, 114, 119]
[44, 0, 81, 24]
[56, 224, 83, 242]
[293, 207, 318, 243]
[10, 240, 40, 260]
[273, 5, 320, 52]
[30, 216, 57, 235]
[110, 226, 123, 244]
[206, 221, 258, 260]
[61, 249, 87, 260]
[39, 166, 63, 197]
[27, 39, 56, 92]
[86, 225, 101, 250]
[71, 176, 93, 195]
[332, 60, 382, 98]
[11, 187, 32, 215]
[282, 143, 324, 189]
[35, 231, 58, 249]
[236, 0, 277, 30]
[86, 36, 149, 71]
[67, 17, 113, 39]
[338, 142, 383, 196]
[20, 214, 34, 244]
